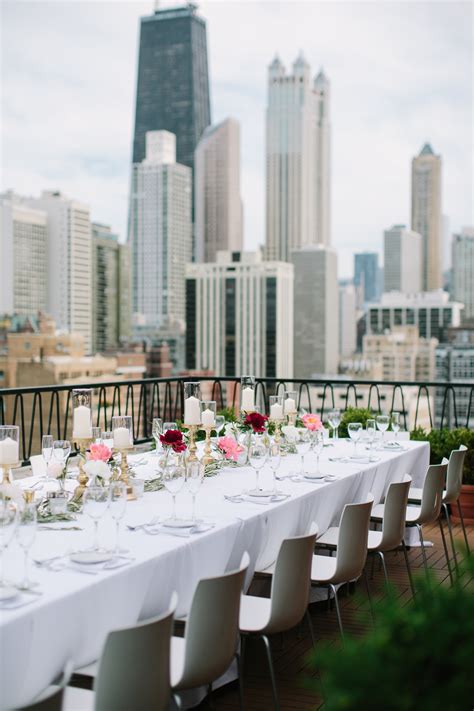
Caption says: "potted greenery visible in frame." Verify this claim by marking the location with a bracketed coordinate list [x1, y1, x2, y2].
[410, 427, 474, 523]
[337, 407, 374, 438]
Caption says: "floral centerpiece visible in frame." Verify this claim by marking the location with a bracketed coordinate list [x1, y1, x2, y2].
[217, 436, 245, 462]
[84, 443, 114, 484]
[159, 428, 187, 468]
[301, 413, 323, 432]
[240, 412, 268, 434]
[47, 459, 67, 489]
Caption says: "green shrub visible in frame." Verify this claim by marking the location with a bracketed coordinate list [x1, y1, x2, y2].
[309, 552, 474, 711]
[338, 407, 374, 438]
[410, 427, 474, 484]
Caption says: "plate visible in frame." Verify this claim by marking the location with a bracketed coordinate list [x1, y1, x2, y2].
[304, 474, 325, 481]
[161, 518, 195, 529]
[0, 586, 19, 602]
[70, 551, 114, 565]
[246, 488, 275, 498]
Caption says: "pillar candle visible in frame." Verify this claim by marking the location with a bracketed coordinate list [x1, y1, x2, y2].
[284, 397, 296, 414]
[113, 427, 132, 449]
[270, 403, 283, 420]
[73, 406, 92, 438]
[241, 387, 255, 412]
[184, 396, 201, 425]
[201, 408, 215, 427]
[0, 437, 19, 465]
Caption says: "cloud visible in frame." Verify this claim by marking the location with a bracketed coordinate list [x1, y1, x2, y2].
[1, 0, 472, 279]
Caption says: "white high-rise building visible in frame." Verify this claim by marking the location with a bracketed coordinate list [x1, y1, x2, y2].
[129, 130, 192, 336]
[185, 251, 293, 378]
[411, 143, 442, 291]
[265, 54, 331, 261]
[383, 224, 422, 294]
[292, 246, 338, 377]
[22, 190, 92, 352]
[339, 283, 357, 359]
[195, 118, 243, 262]
[0, 191, 48, 316]
[452, 227, 474, 322]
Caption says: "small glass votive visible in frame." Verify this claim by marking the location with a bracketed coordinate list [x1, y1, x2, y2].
[47, 491, 69, 515]
[131, 479, 145, 498]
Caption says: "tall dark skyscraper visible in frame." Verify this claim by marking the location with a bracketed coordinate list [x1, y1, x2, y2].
[132, 3, 211, 173]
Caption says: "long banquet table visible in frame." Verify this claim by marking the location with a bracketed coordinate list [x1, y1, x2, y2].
[0, 439, 429, 709]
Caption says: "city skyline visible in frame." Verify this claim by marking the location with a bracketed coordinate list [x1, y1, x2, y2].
[2, 0, 473, 278]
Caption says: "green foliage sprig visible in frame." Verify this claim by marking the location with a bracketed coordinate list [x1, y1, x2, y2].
[410, 427, 474, 484]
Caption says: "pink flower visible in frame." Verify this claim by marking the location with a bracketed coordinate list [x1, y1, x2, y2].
[218, 436, 244, 462]
[301, 413, 323, 432]
[88, 443, 113, 463]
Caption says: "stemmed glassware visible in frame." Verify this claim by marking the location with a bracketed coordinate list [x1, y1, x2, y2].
[163, 422, 178, 434]
[348, 422, 362, 458]
[152, 418, 163, 455]
[101, 431, 114, 449]
[391, 412, 400, 440]
[83, 485, 109, 551]
[366, 419, 376, 451]
[248, 437, 268, 494]
[109, 482, 127, 555]
[162, 459, 186, 524]
[215, 416, 225, 437]
[376, 415, 390, 445]
[0, 499, 17, 597]
[42, 435, 53, 467]
[17, 503, 37, 590]
[53, 440, 71, 467]
[268, 441, 281, 493]
[91, 427, 102, 444]
[186, 461, 204, 523]
[328, 409, 341, 440]
[297, 429, 313, 477]
[313, 430, 324, 475]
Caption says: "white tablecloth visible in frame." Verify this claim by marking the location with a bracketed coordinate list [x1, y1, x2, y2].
[0, 440, 429, 709]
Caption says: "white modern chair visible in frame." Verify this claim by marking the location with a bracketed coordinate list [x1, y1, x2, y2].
[171, 553, 249, 708]
[311, 496, 374, 639]
[13, 663, 72, 711]
[408, 446, 469, 572]
[239, 525, 319, 710]
[65, 595, 177, 710]
[317, 479, 414, 595]
[372, 462, 448, 583]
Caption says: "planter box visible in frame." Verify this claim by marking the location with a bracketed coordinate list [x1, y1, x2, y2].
[450, 484, 474, 525]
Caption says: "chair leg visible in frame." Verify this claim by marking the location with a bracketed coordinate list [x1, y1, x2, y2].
[402, 540, 415, 597]
[260, 635, 280, 711]
[457, 500, 471, 554]
[207, 682, 214, 710]
[329, 584, 344, 641]
[443, 503, 459, 574]
[305, 608, 316, 648]
[378, 551, 390, 592]
[235, 651, 244, 711]
[416, 524, 429, 580]
[362, 569, 376, 626]
[438, 516, 454, 586]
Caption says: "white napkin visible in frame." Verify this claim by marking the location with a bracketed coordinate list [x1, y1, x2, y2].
[30, 455, 47, 478]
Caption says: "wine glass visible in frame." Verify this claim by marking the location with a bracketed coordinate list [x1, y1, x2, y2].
[53, 440, 71, 465]
[0, 499, 17, 593]
[366, 419, 376, 451]
[83, 485, 109, 551]
[328, 409, 341, 440]
[109, 482, 128, 555]
[91, 427, 102, 444]
[376, 415, 390, 445]
[17, 503, 37, 590]
[313, 430, 324, 475]
[215, 415, 225, 437]
[152, 418, 163, 455]
[348, 423, 362, 457]
[42, 434, 53, 466]
[186, 461, 204, 523]
[268, 441, 281, 493]
[101, 431, 114, 449]
[391, 412, 400, 440]
[297, 429, 313, 476]
[248, 438, 268, 493]
[162, 461, 186, 523]
[163, 422, 178, 434]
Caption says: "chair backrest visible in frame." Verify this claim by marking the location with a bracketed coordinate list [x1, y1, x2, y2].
[93, 594, 177, 711]
[15, 663, 72, 711]
[379, 478, 412, 551]
[334, 496, 374, 582]
[266, 524, 318, 635]
[444, 445, 468, 504]
[179, 553, 249, 690]
[418, 462, 448, 524]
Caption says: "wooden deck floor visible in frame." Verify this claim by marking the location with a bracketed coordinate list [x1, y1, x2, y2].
[206, 519, 473, 711]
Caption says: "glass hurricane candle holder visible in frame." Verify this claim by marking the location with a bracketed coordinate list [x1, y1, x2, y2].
[112, 416, 134, 497]
[284, 391, 298, 425]
[0, 425, 20, 484]
[269, 395, 284, 444]
[183, 382, 201, 425]
[72, 389, 93, 440]
[240, 375, 256, 413]
[201, 401, 217, 465]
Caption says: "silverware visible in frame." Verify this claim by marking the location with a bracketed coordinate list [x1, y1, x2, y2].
[126, 517, 158, 531]
[19, 588, 43, 597]
[38, 525, 83, 531]
[33, 555, 65, 568]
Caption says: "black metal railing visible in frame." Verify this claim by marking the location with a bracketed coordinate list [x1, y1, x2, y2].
[0, 376, 472, 463]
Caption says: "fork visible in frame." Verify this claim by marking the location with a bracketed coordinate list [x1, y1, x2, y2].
[126, 517, 158, 531]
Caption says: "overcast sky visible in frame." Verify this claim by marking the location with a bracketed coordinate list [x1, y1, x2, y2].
[1, 0, 473, 277]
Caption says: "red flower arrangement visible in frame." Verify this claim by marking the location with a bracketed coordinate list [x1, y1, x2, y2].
[243, 412, 268, 434]
[159, 429, 187, 453]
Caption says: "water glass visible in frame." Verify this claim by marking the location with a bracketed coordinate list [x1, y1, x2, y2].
[297, 429, 313, 476]
[83, 485, 109, 551]
[91, 427, 102, 444]
[101, 431, 114, 449]
[152, 418, 163, 455]
[366, 419, 376, 450]
[17, 503, 37, 590]
[131, 479, 145, 499]
[53, 440, 71, 466]
[186, 461, 205, 522]
[376, 415, 390, 444]
[109, 482, 127, 555]
[391, 412, 400, 440]
[163, 422, 178, 434]
[0, 499, 17, 589]
[249, 438, 268, 492]
[348, 422, 362, 457]
[328, 409, 341, 440]
[313, 430, 324, 474]
[268, 441, 281, 492]
[162, 461, 186, 522]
